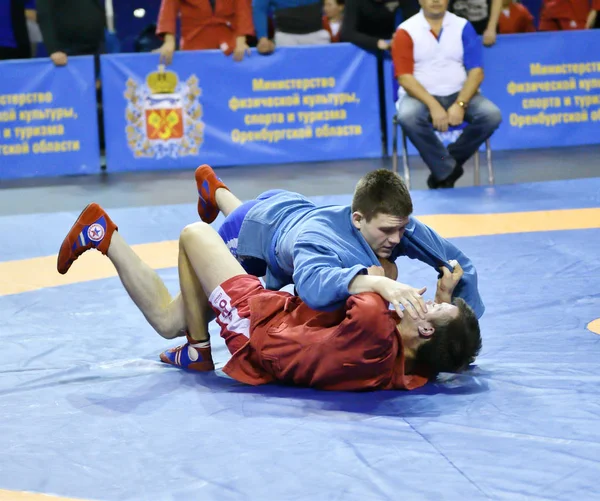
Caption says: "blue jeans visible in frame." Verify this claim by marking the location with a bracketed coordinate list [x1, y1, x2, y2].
[396, 93, 502, 181]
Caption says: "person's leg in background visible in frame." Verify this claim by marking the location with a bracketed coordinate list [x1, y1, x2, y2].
[396, 95, 456, 186]
[446, 93, 502, 174]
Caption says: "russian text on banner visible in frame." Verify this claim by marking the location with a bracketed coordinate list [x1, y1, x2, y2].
[101, 44, 380, 172]
[0, 56, 100, 180]
[385, 31, 600, 155]
[481, 30, 600, 150]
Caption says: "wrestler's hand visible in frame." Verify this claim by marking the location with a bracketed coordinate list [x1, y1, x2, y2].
[373, 278, 427, 320]
[378, 258, 398, 281]
[435, 259, 463, 303]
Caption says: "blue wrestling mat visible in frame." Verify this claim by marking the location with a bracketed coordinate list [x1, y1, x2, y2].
[1, 178, 599, 500]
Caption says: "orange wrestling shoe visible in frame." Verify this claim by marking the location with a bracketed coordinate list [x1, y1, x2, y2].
[195, 164, 229, 224]
[57, 203, 117, 275]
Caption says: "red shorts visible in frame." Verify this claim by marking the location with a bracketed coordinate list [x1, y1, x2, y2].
[208, 275, 265, 355]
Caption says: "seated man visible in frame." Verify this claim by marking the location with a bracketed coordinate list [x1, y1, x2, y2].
[391, 0, 502, 189]
[56, 203, 481, 391]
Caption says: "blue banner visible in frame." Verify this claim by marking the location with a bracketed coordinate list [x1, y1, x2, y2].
[101, 44, 380, 172]
[385, 31, 600, 155]
[0, 56, 100, 180]
[481, 31, 600, 150]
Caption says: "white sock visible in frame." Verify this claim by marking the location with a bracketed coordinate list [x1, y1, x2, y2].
[189, 340, 210, 349]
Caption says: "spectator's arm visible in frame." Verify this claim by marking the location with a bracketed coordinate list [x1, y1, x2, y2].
[25, 9, 36, 22]
[24, 0, 36, 21]
[339, 0, 381, 51]
[36, 0, 61, 54]
[483, 0, 502, 44]
[586, 0, 599, 28]
[156, 0, 179, 37]
[155, 0, 179, 64]
[235, 0, 255, 37]
[456, 22, 484, 103]
[392, 29, 438, 108]
[252, 0, 270, 40]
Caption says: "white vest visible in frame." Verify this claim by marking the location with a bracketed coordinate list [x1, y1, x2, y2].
[398, 10, 468, 98]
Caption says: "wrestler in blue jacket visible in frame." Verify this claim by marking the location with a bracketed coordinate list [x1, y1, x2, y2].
[195, 166, 483, 318]
[232, 190, 484, 318]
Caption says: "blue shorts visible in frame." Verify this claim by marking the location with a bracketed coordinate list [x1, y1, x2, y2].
[218, 189, 284, 277]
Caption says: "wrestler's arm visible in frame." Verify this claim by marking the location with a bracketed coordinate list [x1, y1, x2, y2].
[393, 217, 485, 318]
[292, 239, 367, 311]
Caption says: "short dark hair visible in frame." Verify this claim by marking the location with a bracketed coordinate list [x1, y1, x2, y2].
[415, 298, 482, 377]
[351, 169, 413, 221]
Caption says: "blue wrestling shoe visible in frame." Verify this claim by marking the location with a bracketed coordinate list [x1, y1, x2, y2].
[159, 334, 215, 372]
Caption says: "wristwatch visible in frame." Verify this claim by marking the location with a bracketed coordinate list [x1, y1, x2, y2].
[456, 100, 468, 109]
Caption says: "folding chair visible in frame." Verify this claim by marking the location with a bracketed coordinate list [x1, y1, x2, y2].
[391, 116, 494, 190]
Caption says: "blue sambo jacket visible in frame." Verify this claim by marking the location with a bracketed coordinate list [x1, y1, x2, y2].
[236, 190, 485, 318]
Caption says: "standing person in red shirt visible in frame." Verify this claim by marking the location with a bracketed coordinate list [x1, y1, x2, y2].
[155, 0, 254, 64]
[497, 0, 536, 33]
[539, 0, 600, 30]
[56, 204, 481, 391]
[323, 0, 345, 42]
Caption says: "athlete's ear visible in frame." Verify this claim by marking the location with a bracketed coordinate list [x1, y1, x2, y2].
[351, 211, 364, 230]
